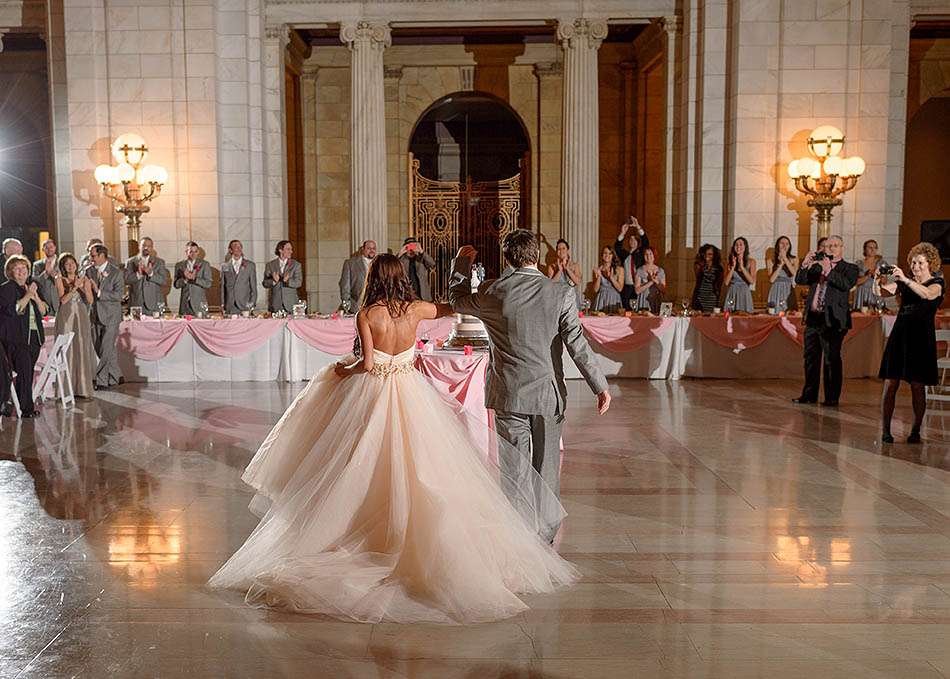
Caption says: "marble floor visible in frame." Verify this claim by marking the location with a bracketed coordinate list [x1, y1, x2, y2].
[0, 378, 948, 679]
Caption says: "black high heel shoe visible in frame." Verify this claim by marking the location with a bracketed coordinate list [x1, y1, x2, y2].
[881, 432, 894, 443]
[907, 429, 921, 444]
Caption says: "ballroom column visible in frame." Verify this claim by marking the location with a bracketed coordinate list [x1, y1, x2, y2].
[340, 21, 390, 252]
[558, 18, 607, 276]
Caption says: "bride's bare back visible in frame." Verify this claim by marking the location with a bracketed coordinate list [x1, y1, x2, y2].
[359, 300, 453, 358]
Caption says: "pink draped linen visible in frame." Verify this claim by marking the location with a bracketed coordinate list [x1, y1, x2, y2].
[581, 316, 676, 352]
[416, 317, 456, 343]
[688, 315, 782, 351]
[286, 318, 357, 355]
[117, 320, 190, 360]
[776, 313, 882, 346]
[189, 318, 285, 357]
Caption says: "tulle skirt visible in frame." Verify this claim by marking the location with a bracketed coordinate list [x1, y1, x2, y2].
[209, 361, 579, 624]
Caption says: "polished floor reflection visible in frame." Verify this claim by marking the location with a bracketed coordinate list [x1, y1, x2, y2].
[1, 379, 948, 678]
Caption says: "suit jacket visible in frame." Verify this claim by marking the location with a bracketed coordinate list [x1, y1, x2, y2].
[31, 258, 61, 315]
[173, 258, 212, 315]
[449, 257, 608, 415]
[339, 254, 369, 309]
[89, 262, 124, 327]
[795, 259, 860, 331]
[262, 258, 302, 313]
[0, 279, 46, 347]
[221, 257, 258, 314]
[614, 232, 651, 282]
[124, 255, 168, 313]
[400, 252, 437, 301]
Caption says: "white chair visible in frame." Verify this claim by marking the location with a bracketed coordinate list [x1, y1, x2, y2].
[33, 332, 76, 408]
[8, 372, 22, 418]
[927, 329, 950, 403]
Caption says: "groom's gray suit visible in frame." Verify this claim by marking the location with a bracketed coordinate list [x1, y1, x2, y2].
[449, 257, 608, 541]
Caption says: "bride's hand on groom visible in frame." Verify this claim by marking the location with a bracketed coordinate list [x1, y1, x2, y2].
[597, 390, 611, 415]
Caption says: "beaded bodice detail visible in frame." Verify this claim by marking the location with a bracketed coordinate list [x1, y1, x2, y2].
[369, 347, 416, 378]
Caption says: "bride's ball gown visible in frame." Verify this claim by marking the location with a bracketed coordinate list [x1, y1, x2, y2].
[209, 346, 578, 624]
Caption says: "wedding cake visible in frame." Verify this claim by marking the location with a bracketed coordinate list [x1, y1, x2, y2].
[445, 313, 490, 348]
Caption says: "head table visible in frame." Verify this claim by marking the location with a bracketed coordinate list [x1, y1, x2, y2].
[38, 312, 905, 384]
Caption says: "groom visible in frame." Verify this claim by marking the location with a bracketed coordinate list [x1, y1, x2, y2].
[449, 230, 611, 543]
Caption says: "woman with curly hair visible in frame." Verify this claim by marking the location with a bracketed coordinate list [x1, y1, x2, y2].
[691, 243, 723, 313]
[877, 242, 946, 443]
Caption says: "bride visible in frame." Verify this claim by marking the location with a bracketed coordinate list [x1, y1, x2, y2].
[209, 254, 579, 624]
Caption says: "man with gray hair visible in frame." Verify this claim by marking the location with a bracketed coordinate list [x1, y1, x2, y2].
[1, 238, 23, 280]
[125, 237, 169, 314]
[793, 235, 859, 406]
[339, 239, 376, 310]
[449, 229, 611, 543]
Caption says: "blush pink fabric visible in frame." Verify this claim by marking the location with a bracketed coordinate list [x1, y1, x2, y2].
[286, 318, 357, 355]
[689, 315, 781, 351]
[117, 320, 190, 360]
[777, 313, 881, 346]
[189, 318, 285, 357]
[581, 316, 675, 352]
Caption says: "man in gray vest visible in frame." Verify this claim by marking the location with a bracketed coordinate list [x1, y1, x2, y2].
[173, 241, 212, 315]
[449, 230, 611, 543]
[125, 237, 168, 314]
[221, 239, 258, 314]
[88, 244, 124, 390]
[32, 238, 61, 315]
[338, 239, 376, 311]
[263, 240, 303, 314]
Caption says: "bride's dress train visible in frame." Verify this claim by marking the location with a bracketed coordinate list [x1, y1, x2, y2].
[209, 347, 578, 624]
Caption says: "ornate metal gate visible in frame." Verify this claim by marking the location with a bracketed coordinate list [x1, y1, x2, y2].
[408, 153, 528, 303]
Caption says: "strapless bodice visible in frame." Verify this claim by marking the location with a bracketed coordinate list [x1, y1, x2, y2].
[370, 346, 416, 377]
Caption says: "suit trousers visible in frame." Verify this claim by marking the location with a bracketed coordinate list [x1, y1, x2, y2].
[493, 411, 564, 542]
[620, 283, 636, 311]
[801, 319, 847, 403]
[93, 321, 121, 387]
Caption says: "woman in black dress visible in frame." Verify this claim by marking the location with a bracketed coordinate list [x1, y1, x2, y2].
[690, 244, 723, 313]
[878, 242, 946, 443]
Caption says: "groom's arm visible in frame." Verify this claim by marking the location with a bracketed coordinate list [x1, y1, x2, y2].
[558, 288, 608, 395]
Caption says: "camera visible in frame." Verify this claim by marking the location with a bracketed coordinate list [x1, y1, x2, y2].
[878, 263, 895, 276]
[814, 251, 828, 261]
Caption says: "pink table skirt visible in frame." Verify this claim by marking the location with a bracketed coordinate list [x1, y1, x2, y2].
[688, 312, 883, 351]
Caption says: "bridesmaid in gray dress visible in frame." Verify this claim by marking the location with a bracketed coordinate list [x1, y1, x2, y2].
[592, 246, 624, 313]
[53, 253, 97, 398]
[546, 238, 583, 310]
[767, 236, 798, 311]
[854, 239, 887, 310]
[723, 236, 756, 312]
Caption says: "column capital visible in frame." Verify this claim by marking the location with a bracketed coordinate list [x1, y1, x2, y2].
[340, 21, 391, 51]
[533, 61, 563, 79]
[556, 18, 608, 50]
[264, 24, 288, 43]
[301, 62, 320, 78]
[659, 15, 680, 37]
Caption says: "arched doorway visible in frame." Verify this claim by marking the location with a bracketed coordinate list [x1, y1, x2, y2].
[408, 92, 530, 301]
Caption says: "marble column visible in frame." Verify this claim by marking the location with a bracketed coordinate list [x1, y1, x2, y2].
[340, 21, 390, 252]
[558, 18, 607, 276]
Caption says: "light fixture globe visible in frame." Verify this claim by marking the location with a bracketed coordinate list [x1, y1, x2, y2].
[116, 162, 136, 182]
[111, 132, 148, 165]
[845, 156, 866, 177]
[808, 125, 844, 158]
[94, 164, 117, 185]
[787, 159, 801, 178]
[823, 156, 844, 176]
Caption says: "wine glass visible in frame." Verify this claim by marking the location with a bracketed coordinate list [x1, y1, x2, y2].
[341, 299, 352, 315]
[199, 301, 209, 318]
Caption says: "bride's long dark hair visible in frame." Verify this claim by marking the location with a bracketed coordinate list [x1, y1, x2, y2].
[361, 253, 416, 317]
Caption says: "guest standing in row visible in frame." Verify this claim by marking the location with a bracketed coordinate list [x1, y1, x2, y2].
[264, 240, 302, 314]
[767, 236, 798, 311]
[614, 218, 649, 310]
[878, 242, 945, 443]
[174, 241, 212, 316]
[633, 247, 666, 314]
[221, 239, 258, 315]
[691, 244, 723, 313]
[0, 256, 46, 417]
[32, 239, 61, 315]
[592, 246, 624, 313]
[793, 235, 859, 406]
[89, 245, 123, 391]
[339, 240, 376, 311]
[854, 239, 887, 310]
[125, 237, 169, 315]
[399, 237, 436, 302]
[723, 236, 756, 312]
[54, 253, 96, 398]
[1, 238, 24, 279]
[547, 239, 583, 310]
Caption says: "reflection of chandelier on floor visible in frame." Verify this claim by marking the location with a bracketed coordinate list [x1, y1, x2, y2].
[787, 125, 865, 239]
[94, 133, 167, 252]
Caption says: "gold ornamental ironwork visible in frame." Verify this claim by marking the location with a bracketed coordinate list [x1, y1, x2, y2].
[408, 153, 526, 302]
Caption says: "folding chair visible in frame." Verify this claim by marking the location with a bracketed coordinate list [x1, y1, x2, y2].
[927, 329, 950, 403]
[33, 332, 76, 408]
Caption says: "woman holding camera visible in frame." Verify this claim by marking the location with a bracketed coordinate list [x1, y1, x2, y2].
[878, 242, 945, 443]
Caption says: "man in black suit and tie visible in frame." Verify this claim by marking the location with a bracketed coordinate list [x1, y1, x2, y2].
[792, 235, 860, 406]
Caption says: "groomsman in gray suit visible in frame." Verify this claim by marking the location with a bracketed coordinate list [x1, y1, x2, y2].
[263, 240, 302, 314]
[88, 245, 124, 389]
[125, 237, 168, 314]
[173, 241, 212, 315]
[32, 238, 60, 315]
[449, 230, 611, 543]
[221, 239, 257, 314]
[338, 239, 376, 310]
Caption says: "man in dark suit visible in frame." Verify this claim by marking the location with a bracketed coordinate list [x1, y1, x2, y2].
[614, 217, 650, 310]
[793, 235, 860, 406]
